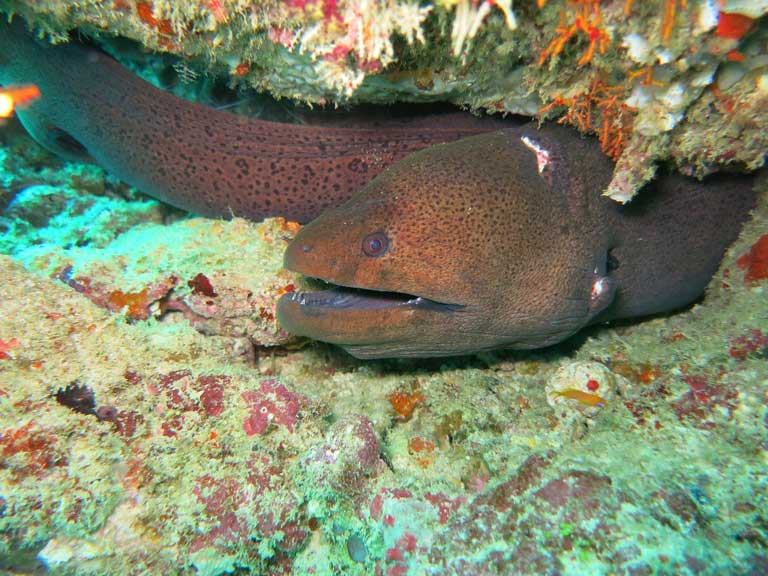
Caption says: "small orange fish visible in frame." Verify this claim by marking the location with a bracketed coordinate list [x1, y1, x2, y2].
[553, 388, 607, 407]
[0, 84, 41, 118]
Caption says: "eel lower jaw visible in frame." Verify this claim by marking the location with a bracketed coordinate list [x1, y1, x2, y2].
[276, 276, 467, 356]
[276, 278, 476, 358]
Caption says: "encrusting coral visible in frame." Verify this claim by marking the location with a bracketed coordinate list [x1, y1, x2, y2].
[0, 0, 765, 200]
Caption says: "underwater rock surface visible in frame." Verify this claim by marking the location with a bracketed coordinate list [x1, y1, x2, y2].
[0, 2, 767, 574]
[0, 117, 767, 574]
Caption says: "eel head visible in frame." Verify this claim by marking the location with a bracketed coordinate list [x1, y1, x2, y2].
[277, 130, 616, 358]
[277, 152, 475, 358]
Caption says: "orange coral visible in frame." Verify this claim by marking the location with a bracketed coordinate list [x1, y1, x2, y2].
[717, 12, 755, 40]
[136, 1, 173, 35]
[540, 77, 636, 160]
[625, 0, 687, 44]
[408, 436, 435, 468]
[233, 61, 250, 77]
[636, 363, 662, 383]
[0, 337, 19, 361]
[538, 1, 610, 66]
[105, 277, 177, 320]
[408, 436, 435, 453]
[107, 288, 152, 320]
[387, 390, 425, 421]
[660, 0, 687, 45]
[626, 66, 663, 87]
[736, 234, 768, 284]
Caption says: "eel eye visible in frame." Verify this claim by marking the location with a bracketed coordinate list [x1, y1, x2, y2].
[362, 231, 389, 257]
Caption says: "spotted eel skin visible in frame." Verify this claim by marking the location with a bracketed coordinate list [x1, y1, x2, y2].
[0, 18, 492, 222]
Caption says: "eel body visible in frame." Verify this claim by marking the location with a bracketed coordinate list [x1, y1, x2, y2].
[0, 18, 490, 223]
[277, 125, 757, 358]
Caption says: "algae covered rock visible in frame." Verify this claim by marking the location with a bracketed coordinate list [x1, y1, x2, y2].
[1, 3, 767, 575]
[545, 360, 618, 419]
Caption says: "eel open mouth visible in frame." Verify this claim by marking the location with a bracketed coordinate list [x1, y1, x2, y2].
[282, 280, 464, 313]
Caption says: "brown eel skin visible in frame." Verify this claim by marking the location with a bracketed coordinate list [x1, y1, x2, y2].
[278, 126, 757, 358]
[0, 18, 758, 358]
[0, 18, 490, 223]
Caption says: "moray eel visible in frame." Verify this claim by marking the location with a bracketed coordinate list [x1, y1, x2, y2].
[277, 125, 757, 358]
[0, 19, 757, 359]
[0, 18, 489, 222]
